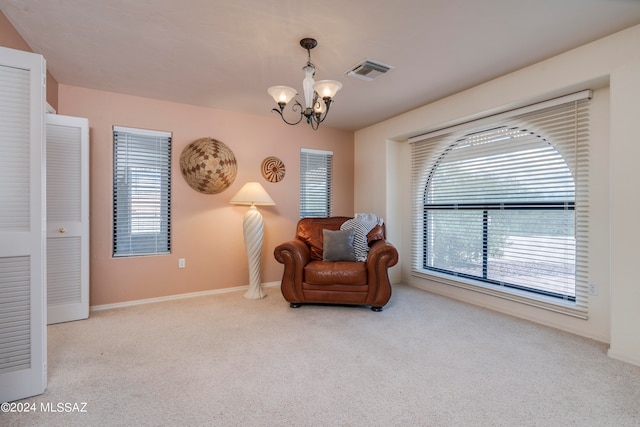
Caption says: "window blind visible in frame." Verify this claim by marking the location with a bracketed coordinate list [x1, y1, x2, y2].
[300, 148, 333, 218]
[113, 126, 172, 256]
[411, 92, 590, 317]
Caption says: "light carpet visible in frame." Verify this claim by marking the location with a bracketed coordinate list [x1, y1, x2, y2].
[4, 284, 640, 426]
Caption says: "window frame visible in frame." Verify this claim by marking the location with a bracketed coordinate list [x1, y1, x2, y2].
[112, 126, 172, 257]
[410, 91, 591, 317]
[300, 148, 333, 218]
[422, 199, 576, 302]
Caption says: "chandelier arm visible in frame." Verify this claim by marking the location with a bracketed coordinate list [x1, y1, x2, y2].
[271, 100, 306, 126]
[308, 116, 320, 130]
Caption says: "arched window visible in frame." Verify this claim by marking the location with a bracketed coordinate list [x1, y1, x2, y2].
[424, 126, 575, 298]
[411, 93, 590, 315]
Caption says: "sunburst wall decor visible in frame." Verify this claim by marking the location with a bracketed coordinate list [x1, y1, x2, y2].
[261, 156, 286, 183]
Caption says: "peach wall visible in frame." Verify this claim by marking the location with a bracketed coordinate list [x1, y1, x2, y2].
[58, 84, 354, 306]
[0, 10, 58, 110]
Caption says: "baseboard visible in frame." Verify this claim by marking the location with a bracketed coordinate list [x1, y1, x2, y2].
[406, 281, 610, 343]
[607, 349, 640, 367]
[90, 281, 281, 312]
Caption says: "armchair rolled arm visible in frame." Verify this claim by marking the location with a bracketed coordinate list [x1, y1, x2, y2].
[274, 238, 310, 303]
[367, 239, 399, 268]
[365, 239, 399, 307]
[274, 238, 310, 265]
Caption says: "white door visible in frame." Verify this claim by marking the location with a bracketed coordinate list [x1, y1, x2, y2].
[0, 47, 47, 402]
[46, 114, 89, 325]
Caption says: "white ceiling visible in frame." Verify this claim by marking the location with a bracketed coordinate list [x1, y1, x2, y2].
[2, 0, 640, 131]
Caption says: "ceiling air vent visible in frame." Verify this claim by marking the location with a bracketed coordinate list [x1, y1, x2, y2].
[346, 60, 393, 81]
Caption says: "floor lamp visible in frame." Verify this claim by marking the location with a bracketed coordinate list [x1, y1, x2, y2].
[230, 182, 275, 299]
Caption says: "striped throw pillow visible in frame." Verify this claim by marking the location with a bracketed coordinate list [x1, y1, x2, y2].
[340, 214, 383, 262]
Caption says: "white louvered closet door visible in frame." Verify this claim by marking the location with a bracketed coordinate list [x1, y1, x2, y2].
[0, 47, 47, 403]
[46, 114, 89, 325]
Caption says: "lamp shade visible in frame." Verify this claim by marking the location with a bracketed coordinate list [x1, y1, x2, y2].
[267, 86, 297, 105]
[229, 182, 275, 206]
[313, 80, 342, 99]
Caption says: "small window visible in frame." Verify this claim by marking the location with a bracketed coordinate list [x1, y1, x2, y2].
[113, 126, 171, 256]
[300, 148, 332, 218]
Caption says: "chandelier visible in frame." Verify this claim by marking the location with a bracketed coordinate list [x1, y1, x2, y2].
[268, 38, 342, 130]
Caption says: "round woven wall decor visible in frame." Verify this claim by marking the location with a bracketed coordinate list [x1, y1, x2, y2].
[261, 156, 286, 183]
[179, 137, 237, 194]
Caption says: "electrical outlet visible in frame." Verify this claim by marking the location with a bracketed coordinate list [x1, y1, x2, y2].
[178, 258, 186, 269]
[588, 282, 598, 296]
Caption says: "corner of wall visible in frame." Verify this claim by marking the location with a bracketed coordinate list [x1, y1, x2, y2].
[0, 10, 58, 110]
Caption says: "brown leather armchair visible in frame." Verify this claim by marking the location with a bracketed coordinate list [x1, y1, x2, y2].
[273, 217, 399, 311]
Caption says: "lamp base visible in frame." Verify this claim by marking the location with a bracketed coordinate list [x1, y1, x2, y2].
[242, 204, 266, 300]
[244, 286, 266, 300]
